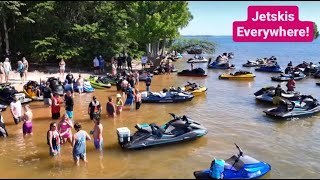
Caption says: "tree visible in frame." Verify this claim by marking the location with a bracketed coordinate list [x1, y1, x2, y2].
[314, 22, 319, 40]
[169, 38, 217, 54]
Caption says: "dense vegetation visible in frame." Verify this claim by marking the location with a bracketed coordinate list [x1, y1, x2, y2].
[0, 1, 193, 66]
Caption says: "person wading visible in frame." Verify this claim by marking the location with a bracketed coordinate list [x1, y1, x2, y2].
[88, 96, 101, 120]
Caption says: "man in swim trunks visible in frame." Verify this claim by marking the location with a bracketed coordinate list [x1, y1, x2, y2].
[64, 90, 74, 121]
[10, 96, 22, 125]
[72, 122, 91, 166]
[91, 117, 103, 151]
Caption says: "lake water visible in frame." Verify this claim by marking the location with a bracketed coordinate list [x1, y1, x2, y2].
[0, 36, 320, 178]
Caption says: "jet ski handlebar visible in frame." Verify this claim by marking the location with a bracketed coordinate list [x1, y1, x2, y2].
[235, 143, 244, 157]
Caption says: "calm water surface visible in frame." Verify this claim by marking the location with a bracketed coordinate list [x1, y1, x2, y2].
[1, 36, 320, 178]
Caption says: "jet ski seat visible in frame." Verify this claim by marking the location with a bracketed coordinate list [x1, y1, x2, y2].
[135, 124, 152, 133]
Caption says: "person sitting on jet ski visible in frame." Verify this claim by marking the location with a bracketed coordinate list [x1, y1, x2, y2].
[273, 84, 286, 105]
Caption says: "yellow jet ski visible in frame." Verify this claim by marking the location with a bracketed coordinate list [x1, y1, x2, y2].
[219, 71, 256, 80]
[181, 82, 207, 96]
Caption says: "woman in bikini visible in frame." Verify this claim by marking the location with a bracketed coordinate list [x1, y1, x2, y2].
[58, 114, 73, 146]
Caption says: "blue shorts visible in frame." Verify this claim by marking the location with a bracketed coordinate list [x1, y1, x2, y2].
[94, 139, 103, 151]
[66, 111, 73, 119]
[49, 145, 61, 156]
[125, 97, 134, 105]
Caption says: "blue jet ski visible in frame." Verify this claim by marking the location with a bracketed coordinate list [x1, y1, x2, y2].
[263, 95, 320, 119]
[141, 89, 194, 103]
[73, 80, 95, 93]
[208, 61, 235, 69]
[117, 113, 208, 150]
[255, 64, 282, 73]
[271, 71, 306, 82]
[254, 86, 301, 103]
[194, 143, 271, 179]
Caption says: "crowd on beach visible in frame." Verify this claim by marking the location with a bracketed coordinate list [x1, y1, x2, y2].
[0, 53, 156, 166]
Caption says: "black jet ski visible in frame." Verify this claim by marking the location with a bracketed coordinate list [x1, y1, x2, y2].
[141, 88, 194, 103]
[177, 68, 208, 77]
[271, 71, 306, 82]
[254, 86, 301, 103]
[263, 95, 320, 119]
[0, 83, 32, 104]
[116, 113, 208, 150]
[47, 77, 64, 96]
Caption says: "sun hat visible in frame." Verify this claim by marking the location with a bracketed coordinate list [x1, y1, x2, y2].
[116, 94, 121, 98]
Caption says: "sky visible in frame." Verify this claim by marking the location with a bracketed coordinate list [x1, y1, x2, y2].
[179, 1, 320, 36]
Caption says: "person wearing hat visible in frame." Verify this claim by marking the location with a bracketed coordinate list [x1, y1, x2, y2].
[286, 76, 296, 92]
[115, 94, 123, 115]
[88, 96, 101, 120]
[10, 96, 22, 124]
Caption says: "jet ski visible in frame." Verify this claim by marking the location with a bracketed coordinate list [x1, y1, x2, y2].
[117, 113, 208, 150]
[177, 68, 208, 77]
[187, 56, 209, 63]
[73, 80, 95, 93]
[316, 82, 320, 86]
[153, 65, 178, 75]
[219, 71, 256, 80]
[47, 77, 65, 96]
[194, 143, 271, 179]
[0, 83, 32, 104]
[208, 61, 235, 69]
[271, 71, 306, 82]
[263, 95, 320, 119]
[23, 80, 44, 101]
[141, 88, 194, 103]
[254, 86, 301, 103]
[86, 75, 112, 89]
[182, 82, 208, 96]
[242, 58, 267, 67]
[255, 65, 283, 73]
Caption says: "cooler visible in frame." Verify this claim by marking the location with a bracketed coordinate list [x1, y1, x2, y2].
[117, 127, 131, 145]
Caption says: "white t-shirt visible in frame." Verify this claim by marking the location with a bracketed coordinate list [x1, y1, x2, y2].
[10, 101, 22, 117]
[3, 61, 11, 72]
[93, 58, 99, 67]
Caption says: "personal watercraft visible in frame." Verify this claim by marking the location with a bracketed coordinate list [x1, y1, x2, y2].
[87, 75, 111, 89]
[254, 86, 301, 103]
[194, 143, 271, 179]
[0, 83, 32, 104]
[141, 89, 194, 103]
[182, 82, 207, 96]
[177, 68, 207, 77]
[23, 80, 44, 101]
[255, 65, 283, 73]
[271, 71, 306, 82]
[117, 113, 208, 150]
[73, 80, 95, 93]
[263, 95, 320, 119]
[219, 71, 256, 80]
[208, 61, 235, 69]
[47, 77, 65, 96]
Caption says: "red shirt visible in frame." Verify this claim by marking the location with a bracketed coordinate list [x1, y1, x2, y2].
[51, 96, 61, 113]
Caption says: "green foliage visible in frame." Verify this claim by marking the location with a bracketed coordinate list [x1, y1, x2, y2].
[314, 22, 319, 40]
[169, 38, 217, 54]
[1, 1, 193, 65]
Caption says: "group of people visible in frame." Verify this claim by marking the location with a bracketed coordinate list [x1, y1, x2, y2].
[0, 57, 29, 83]
[93, 55, 106, 74]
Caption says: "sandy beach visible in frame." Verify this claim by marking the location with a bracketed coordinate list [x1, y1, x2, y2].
[7, 59, 145, 92]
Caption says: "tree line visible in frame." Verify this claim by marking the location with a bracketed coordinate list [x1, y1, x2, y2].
[0, 1, 193, 66]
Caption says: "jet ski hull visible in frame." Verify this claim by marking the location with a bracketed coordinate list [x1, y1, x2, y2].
[271, 73, 306, 82]
[255, 66, 283, 73]
[263, 105, 320, 119]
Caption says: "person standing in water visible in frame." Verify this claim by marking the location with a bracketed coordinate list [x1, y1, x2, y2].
[47, 122, 61, 157]
[10, 96, 22, 125]
[125, 84, 135, 111]
[64, 90, 74, 121]
[22, 105, 33, 137]
[135, 88, 142, 110]
[88, 96, 101, 120]
[286, 77, 296, 92]
[91, 117, 103, 151]
[72, 122, 91, 166]
[76, 74, 84, 95]
[58, 114, 73, 146]
[115, 94, 123, 115]
[51, 93, 62, 119]
[106, 96, 116, 117]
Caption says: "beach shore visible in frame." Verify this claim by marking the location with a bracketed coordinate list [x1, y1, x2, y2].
[7, 59, 146, 92]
